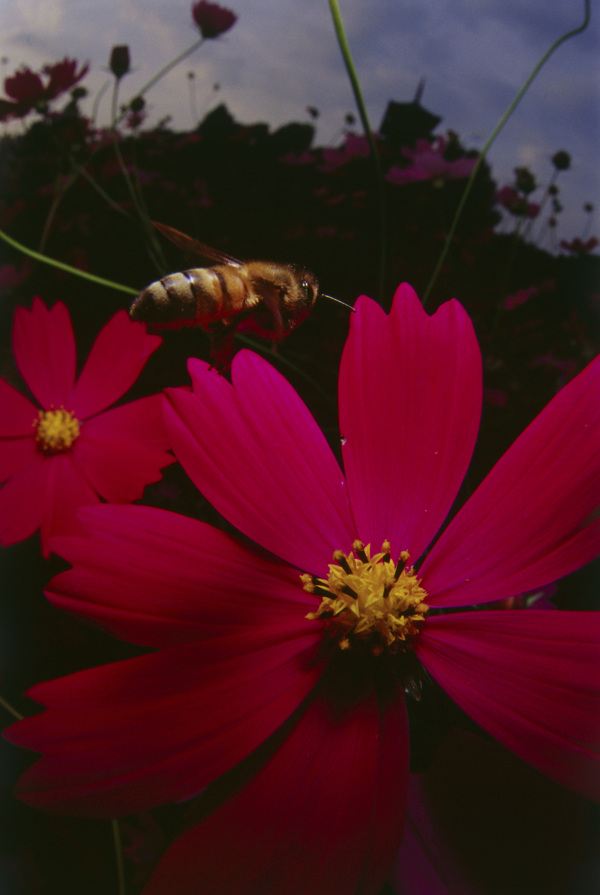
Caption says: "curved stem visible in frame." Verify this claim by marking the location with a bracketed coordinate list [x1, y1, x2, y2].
[130, 37, 204, 102]
[112, 819, 127, 895]
[0, 695, 24, 721]
[110, 81, 166, 274]
[423, 0, 591, 305]
[327, 0, 387, 304]
[91, 77, 111, 126]
[0, 228, 138, 295]
[70, 159, 131, 216]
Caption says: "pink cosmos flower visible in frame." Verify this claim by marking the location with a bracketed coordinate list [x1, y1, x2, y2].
[5, 285, 600, 894]
[0, 298, 173, 557]
[386, 137, 476, 186]
[0, 59, 88, 120]
[559, 236, 599, 255]
[504, 285, 539, 310]
[42, 58, 90, 100]
[495, 184, 540, 218]
[319, 133, 373, 171]
[0, 262, 31, 294]
[191, 1, 237, 38]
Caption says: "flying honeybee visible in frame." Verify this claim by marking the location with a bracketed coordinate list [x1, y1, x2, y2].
[130, 222, 328, 372]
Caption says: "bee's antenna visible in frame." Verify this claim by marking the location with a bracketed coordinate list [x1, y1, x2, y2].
[321, 293, 356, 312]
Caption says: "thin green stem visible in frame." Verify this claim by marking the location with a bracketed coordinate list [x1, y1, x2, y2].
[423, 0, 591, 305]
[112, 819, 127, 895]
[69, 160, 131, 216]
[91, 77, 111, 126]
[37, 173, 73, 254]
[130, 37, 205, 101]
[0, 228, 138, 295]
[327, 0, 387, 304]
[110, 80, 166, 274]
[0, 695, 24, 721]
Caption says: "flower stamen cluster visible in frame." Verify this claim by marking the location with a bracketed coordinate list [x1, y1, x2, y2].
[303, 540, 429, 656]
[34, 407, 80, 454]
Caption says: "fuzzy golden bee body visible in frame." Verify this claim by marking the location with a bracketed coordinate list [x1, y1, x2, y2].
[129, 223, 319, 371]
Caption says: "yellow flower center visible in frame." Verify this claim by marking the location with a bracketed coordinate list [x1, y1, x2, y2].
[303, 540, 429, 657]
[34, 407, 80, 454]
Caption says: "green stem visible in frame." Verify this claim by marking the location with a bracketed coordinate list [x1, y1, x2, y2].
[110, 80, 166, 274]
[0, 695, 24, 721]
[423, 0, 591, 305]
[327, 0, 387, 304]
[130, 37, 205, 101]
[0, 228, 138, 295]
[70, 160, 131, 217]
[112, 819, 127, 895]
[91, 77, 111, 126]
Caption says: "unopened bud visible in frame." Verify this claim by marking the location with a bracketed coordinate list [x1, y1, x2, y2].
[109, 45, 130, 80]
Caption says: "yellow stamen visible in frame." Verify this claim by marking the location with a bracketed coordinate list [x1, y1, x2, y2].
[34, 407, 80, 454]
[304, 542, 429, 656]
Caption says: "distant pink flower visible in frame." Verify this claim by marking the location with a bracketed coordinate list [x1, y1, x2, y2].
[504, 285, 539, 310]
[280, 149, 316, 166]
[0, 262, 31, 293]
[496, 185, 540, 218]
[530, 353, 578, 377]
[42, 58, 89, 100]
[6, 286, 600, 893]
[387, 137, 476, 186]
[0, 58, 88, 120]
[4, 67, 45, 104]
[319, 133, 372, 170]
[560, 236, 599, 254]
[0, 298, 173, 556]
[483, 388, 507, 407]
[191, 1, 237, 38]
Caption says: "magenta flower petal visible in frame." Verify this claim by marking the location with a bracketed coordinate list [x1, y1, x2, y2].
[0, 434, 37, 482]
[339, 286, 482, 562]
[7, 631, 324, 817]
[0, 381, 38, 481]
[12, 298, 76, 407]
[420, 355, 600, 607]
[69, 312, 162, 419]
[416, 610, 600, 799]
[143, 677, 409, 895]
[39, 452, 100, 556]
[0, 377, 39, 436]
[74, 396, 173, 503]
[164, 351, 356, 573]
[83, 392, 171, 450]
[47, 504, 319, 647]
[0, 451, 47, 547]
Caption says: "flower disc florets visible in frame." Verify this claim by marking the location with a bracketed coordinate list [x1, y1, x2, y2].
[34, 407, 80, 454]
[303, 540, 429, 656]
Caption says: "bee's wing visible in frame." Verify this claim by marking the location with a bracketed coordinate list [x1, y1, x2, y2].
[151, 221, 242, 267]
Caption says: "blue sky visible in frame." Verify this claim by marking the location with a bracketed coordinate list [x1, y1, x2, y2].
[1, 0, 598, 239]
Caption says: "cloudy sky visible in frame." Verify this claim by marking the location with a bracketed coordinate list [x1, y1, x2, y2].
[1, 0, 598, 239]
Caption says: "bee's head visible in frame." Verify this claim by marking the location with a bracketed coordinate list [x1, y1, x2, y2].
[283, 269, 319, 327]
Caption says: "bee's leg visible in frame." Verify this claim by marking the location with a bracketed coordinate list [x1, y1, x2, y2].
[253, 278, 285, 335]
[208, 321, 236, 374]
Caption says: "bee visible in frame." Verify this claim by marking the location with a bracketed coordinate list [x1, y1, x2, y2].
[129, 222, 321, 372]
